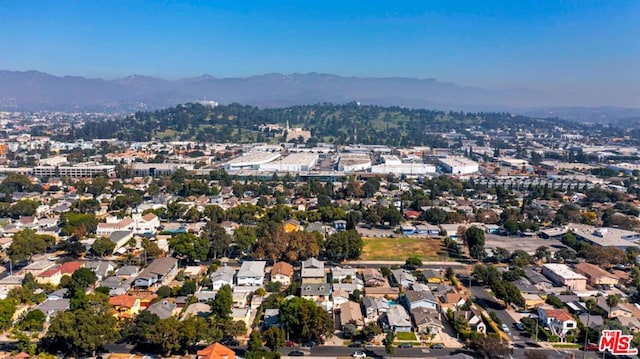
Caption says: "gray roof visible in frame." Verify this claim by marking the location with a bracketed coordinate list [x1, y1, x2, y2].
[301, 257, 325, 278]
[391, 269, 416, 285]
[109, 230, 134, 245]
[116, 265, 140, 277]
[237, 261, 266, 278]
[385, 304, 412, 328]
[138, 257, 178, 280]
[36, 298, 70, 316]
[211, 266, 236, 283]
[404, 290, 437, 304]
[146, 300, 176, 319]
[85, 260, 114, 278]
[301, 283, 331, 296]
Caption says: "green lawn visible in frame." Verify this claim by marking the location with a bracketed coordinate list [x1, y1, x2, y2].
[361, 237, 445, 261]
[395, 332, 417, 341]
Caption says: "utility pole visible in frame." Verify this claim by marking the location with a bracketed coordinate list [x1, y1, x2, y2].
[582, 308, 590, 359]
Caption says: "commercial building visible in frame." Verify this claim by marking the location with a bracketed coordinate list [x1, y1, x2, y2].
[370, 163, 436, 176]
[541, 263, 587, 291]
[33, 165, 116, 178]
[131, 163, 194, 176]
[437, 157, 478, 175]
[337, 153, 372, 172]
[259, 153, 319, 172]
[224, 152, 281, 170]
[570, 224, 640, 250]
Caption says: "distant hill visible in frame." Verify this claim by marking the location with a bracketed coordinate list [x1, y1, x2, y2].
[0, 70, 637, 123]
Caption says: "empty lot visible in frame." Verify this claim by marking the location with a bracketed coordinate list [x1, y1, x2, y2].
[484, 234, 566, 254]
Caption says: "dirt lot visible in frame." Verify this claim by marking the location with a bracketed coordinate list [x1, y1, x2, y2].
[361, 237, 446, 261]
[484, 233, 567, 254]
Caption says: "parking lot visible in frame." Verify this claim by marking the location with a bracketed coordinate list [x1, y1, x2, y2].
[484, 233, 567, 254]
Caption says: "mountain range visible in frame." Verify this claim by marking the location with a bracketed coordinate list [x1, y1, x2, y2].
[0, 70, 638, 122]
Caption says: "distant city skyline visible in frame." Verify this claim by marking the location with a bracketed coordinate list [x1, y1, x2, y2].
[0, 1, 638, 107]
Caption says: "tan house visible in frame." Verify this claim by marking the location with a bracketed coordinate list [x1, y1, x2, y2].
[339, 301, 365, 330]
[363, 286, 399, 299]
[270, 262, 294, 286]
[574, 262, 619, 287]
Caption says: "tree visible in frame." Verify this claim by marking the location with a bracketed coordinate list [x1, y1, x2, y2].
[91, 237, 116, 257]
[384, 331, 395, 356]
[70, 267, 98, 289]
[280, 297, 333, 343]
[145, 317, 183, 356]
[404, 256, 423, 269]
[361, 322, 381, 342]
[234, 225, 258, 253]
[492, 247, 510, 262]
[42, 293, 118, 357]
[204, 221, 232, 259]
[465, 226, 485, 260]
[8, 229, 48, 262]
[0, 299, 16, 332]
[169, 233, 210, 263]
[606, 294, 621, 317]
[469, 335, 512, 358]
[262, 327, 286, 352]
[17, 309, 46, 332]
[324, 230, 363, 261]
[534, 246, 551, 263]
[211, 284, 232, 319]
[248, 330, 263, 352]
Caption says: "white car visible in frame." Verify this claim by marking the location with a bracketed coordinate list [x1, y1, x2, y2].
[352, 352, 367, 358]
[501, 323, 510, 333]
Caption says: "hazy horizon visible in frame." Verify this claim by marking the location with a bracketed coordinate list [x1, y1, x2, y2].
[1, 1, 639, 107]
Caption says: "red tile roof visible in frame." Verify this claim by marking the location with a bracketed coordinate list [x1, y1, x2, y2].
[197, 343, 235, 359]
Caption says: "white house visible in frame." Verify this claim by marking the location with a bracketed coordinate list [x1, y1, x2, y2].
[237, 261, 266, 286]
[211, 266, 235, 290]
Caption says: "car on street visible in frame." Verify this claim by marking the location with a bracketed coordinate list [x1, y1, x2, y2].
[352, 351, 367, 358]
[501, 323, 510, 333]
[515, 322, 525, 331]
[431, 343, 445, 349]
[349, 341, 363, 348]
[585, 343, 599, 351]
[285, 341, 296, 347]
[302, 341, 317, 348]
[397, 343, 412, 348]
[288, 350, 305, 356]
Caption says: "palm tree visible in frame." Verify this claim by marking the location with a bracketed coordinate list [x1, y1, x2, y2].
[606, 294, 620, 319]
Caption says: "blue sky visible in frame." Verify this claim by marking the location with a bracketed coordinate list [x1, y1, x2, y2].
[0, 1, 638, 104]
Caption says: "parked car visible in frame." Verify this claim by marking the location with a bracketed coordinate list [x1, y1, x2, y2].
[501, 323, 510, 333]
[431, 343, 445, 349]
[352, 351, 367, 358]
[285, 341, 296, 347]
[585, 343, 599, 351]
[303, 341, 317, 348]
[397, 343, 412, 348]
[349, 341, 363, 348]
[288, 350, 305, 356]
[515, 322, 525, 331]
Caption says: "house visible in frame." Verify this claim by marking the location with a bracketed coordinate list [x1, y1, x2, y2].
[596, 297, 640, 319]
[332, 266, 358, 283]
[411, 307, 444, 335]
[34, 298, 70, 322]
[115, 265, 140, 278]
[333, 220, 347, 232]
[391, 269, 416, 288]
[574, 262, 619, 287]
[363, 296, 390, 323]
[21, 260, 56, 276]
[236, 261, 266, 286]
[134, 257, 178, 288]
[453, 308, 486, 334]
[381, 304, 413, 332]
[332, 290, 350, 310]
[84, 260, 115, 281]
[146, 300, 177, 319]
[231, 307, 251, 326]
[100, 276, 134, 296]
[522, 294, 545, 310]
[97, 217, 135, 236]
[283, 219, 302, 233]
[35, 261, 84, 286]
[197, 342, 235, 359]
[422, 269, 443, 284]
[400, 225, 416, 235]
[211, 266, 235, 290]
[618, 316, 640, 333]
[415, 224, 440, 236]
[134, 212, 160, 234]
[109, 230, 135, 253]
[301, 283, 331, 302]
[578, 314, 604, 329]
[232, 291, 248, 308]
[109, 295, 141, 319]
[362, 268, 387, 287]
[339, 301, 365, 330]
[47, 289, 68, 301]
[524, 268, 553, 291]
[270, 262, 294, 286]
[537, 307, 578, 338]
[439, 292, 467, 311]
[541, 263, 587, 291]
[402, 290, 438, 311]
[301, 257, 325, 283]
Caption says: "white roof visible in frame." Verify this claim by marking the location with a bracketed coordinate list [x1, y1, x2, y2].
[543, 264, 587, 280]
[237, 261, 266, 278]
